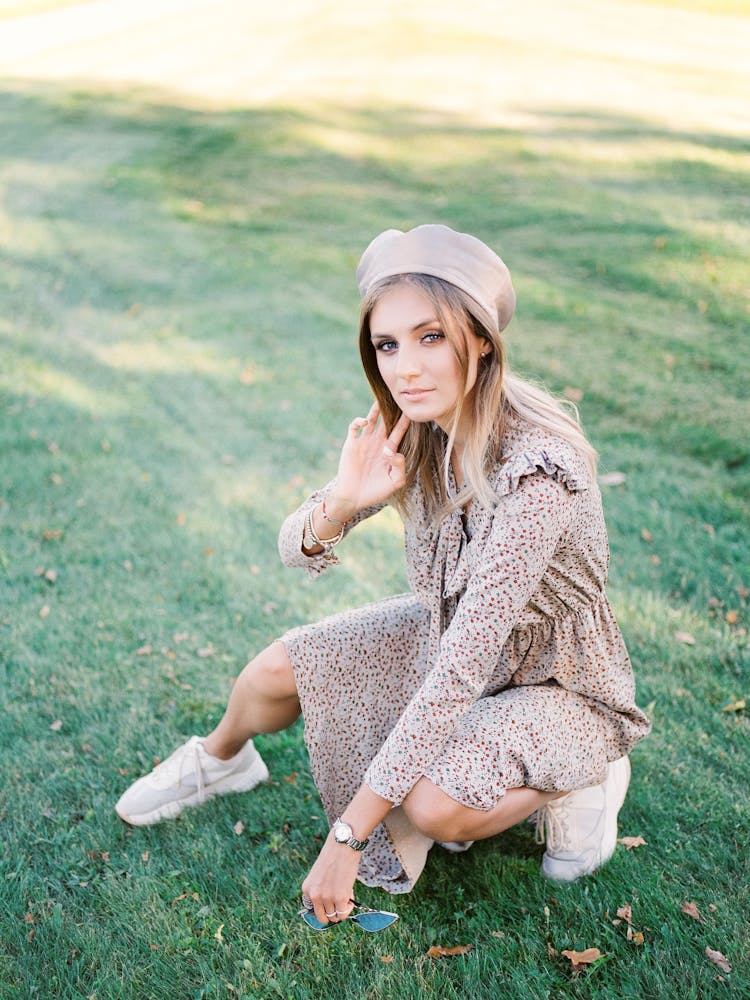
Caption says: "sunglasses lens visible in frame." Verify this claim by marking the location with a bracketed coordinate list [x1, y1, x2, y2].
[299, 909, 332, 931]
[353, 911, 399, 932]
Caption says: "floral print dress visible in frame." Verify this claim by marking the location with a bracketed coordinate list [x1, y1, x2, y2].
[278, 415, 651, 893]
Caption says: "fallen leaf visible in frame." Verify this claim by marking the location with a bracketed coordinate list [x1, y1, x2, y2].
[240, 367, 255, 385]
[135, 644, 152, 656]
[44, 568, 57, 583]
[546, 941, 557, 958]
[49, 720, 63, 731]
[563, 386, 584, 403]
[598, 471, 627, 487]
[123, 560, 133, 571]
[681, 901, 701, 922]
[630, 931, 645, 945]
[101, 440, 111, 453]
[282, 773, 298, 784]
[674, 631, 696, 645]
[649, 554, 661, 565]
[426, 944, 473, 958]
[150, 943, 159, 950]
[24, 912, 34, 923]
[725, 610, 739, 625]
[214, 924, 225, 943]
[561, 948, 602, 969]
[705, 947, 731, 973]
[709, 904, 717, 913]
[50, 473, 62, 485]
[654, 236, 668, 249]
[141, 851, 150, 862]
[491, 930, 505, 939]
[176, 512, 186, 526]
[617, 835, 647, 850]
[380, 955, 394, 963]
[173, 631, 189, 642]
[197, 646, 214, 658]
[203, 547, 215, 557]
[616, 904, 632, 924]
[233, 821, 244, 836]
[737, 586, 749, 599]
[722, 699, 745, 713]
[39, 605, 50, 619]
[641, 528, 654, 542]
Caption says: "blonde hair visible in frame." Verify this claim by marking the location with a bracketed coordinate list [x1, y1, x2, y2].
[358, 273, 598, 523]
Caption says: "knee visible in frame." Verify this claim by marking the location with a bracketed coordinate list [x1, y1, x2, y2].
[402, 780, 467, 841]
[241, 641, 298, 700]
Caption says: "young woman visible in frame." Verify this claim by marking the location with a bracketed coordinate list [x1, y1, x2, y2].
[116, 224, 651, 927]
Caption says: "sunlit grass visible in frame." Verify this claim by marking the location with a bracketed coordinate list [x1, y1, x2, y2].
[0, 2, 749, 995]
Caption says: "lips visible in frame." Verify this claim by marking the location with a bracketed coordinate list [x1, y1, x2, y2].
[401, 388, 434, 399]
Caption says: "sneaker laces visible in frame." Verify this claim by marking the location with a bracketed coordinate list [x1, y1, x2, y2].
[534, 801, 569, 853]
[152, 739, 207, 802]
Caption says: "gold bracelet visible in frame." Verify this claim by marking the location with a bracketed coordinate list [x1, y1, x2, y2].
[321, 499, 350, 528]
[304, 507, 344, 556]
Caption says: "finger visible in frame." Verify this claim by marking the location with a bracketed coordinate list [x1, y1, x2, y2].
[386, 411, 411, 450]
[385, 452, 407, 487]
[335, 898, 355, 919]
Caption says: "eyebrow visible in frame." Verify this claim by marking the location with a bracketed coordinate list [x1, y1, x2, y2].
[370, 318, 440, 340]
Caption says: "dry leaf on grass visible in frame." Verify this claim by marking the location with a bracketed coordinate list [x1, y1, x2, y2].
[629, 930, 645, 945]
[616, 904, 632, 924]
[49, 720, 63, 731]
[640, 528, 654, 542]
[39, 605, 50, 619]
[563, 386, 584, 402]
[598, 471, 627, 487]
[681, 901, 701, 922]
[674, 631, 696, 645]
[561, 948, 602, 970]
[426, 944, 473, 958]
[617, 835, 647, 850]
[233, 821, 244, 836]
[135, 644, 152, 656]
[705, 947, 731, 973]
[723, 699, 745, 713]
[380, 955, 394, 964]
[725, 609, 739, 625]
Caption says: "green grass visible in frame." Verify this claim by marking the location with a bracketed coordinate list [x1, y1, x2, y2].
[1, 62, 749, 1000]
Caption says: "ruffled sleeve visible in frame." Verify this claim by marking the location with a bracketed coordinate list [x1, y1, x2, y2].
[277, 480, 385, 578]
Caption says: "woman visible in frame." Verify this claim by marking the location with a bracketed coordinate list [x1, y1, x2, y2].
[116, 224, 651, 927]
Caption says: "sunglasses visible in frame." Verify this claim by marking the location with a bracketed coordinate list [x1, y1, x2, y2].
[298, 898, 398, 932]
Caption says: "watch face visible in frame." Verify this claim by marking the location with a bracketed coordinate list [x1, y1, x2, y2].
[333, 821, 351, 843]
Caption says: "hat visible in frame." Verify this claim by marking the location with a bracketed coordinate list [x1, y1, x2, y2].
[356, 224, 515, 332]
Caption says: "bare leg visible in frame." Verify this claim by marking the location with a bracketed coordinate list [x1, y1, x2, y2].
[402, 777, 566, 843]
[203, 640, 300, 760]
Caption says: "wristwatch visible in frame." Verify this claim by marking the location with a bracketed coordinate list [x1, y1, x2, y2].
[332, 819, 369, 852]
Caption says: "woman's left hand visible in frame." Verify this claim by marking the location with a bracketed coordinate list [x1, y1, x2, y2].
[301, 833, 362, 925]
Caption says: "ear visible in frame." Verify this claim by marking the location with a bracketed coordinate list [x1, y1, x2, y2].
[478, 337, 492, 359]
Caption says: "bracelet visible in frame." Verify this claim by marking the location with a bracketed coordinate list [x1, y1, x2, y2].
[321, 499, 350, 528]
[304, 507, 344, 555]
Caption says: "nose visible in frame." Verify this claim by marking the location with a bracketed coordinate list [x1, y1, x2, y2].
[395, 342, 420, 380]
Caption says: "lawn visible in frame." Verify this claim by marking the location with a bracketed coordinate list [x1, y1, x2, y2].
[0, 4, 749, 999]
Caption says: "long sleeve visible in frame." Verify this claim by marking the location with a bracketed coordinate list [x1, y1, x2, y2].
[364, 470, 579, 805]
[277, 479, 386, 577]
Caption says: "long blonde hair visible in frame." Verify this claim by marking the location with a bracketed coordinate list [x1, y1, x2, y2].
[358, 273, 597, 523]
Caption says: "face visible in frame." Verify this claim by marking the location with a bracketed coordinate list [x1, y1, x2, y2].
[368, 283, 488, 436]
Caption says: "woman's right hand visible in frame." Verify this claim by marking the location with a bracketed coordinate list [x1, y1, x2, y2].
[325, 403, 410, 521]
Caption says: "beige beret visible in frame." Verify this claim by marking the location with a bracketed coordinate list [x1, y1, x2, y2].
[356, 223, 516, 332]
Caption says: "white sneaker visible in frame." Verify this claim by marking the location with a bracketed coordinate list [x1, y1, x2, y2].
[115, 736, 269, 826]
[436, 840, 475, 853]
[537, 756, 631, 883]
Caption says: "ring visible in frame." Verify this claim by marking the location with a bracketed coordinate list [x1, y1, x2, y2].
[301, 895, 312, 909]
[324, 910, 336, 918]
[335, 909, 347, 915]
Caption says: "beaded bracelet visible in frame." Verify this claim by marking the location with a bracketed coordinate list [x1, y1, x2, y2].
[304, 507, 344, 557]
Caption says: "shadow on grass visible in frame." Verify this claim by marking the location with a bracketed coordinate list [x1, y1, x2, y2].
[1, 81, 748, 998]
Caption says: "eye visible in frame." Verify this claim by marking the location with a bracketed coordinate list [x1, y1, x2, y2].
[373, 339, 398, 353]
[421, 330, 444, 344]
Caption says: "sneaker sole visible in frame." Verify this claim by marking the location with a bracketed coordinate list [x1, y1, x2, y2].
[115, 755, 270, 827]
